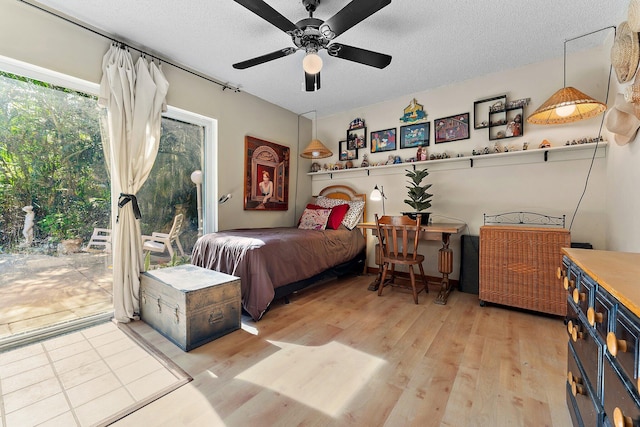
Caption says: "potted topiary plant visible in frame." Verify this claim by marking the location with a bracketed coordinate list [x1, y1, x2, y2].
[402, 167, 433, 223]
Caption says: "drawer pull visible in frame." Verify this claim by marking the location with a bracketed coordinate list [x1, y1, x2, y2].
[567, 321, 584, 342]
[587, 307, 603, 326]
[613, 407, 633, 427]
[157, 298, 162, 313]
[567, 371, 586, 397]
[572, 288, 586, 304]
[607, 332, 628, 357]
[557, 267, 566, 280]
[563, 277, 575, 291]
[175, 306, 179, 323]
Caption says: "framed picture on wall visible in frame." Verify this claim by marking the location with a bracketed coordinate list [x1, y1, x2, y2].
[434, 113, 470, 144]
[370, 128, 397, 153]
[339, 140, 358, 160]
[347, 126, 367, 149]
[400, 122, 430, 149]
[244, 136, 289, 211]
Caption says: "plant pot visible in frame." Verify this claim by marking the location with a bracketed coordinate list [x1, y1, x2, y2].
[402, 212, 430, 224]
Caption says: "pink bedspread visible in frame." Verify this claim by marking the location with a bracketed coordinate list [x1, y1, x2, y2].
[191, 227, 365, 320]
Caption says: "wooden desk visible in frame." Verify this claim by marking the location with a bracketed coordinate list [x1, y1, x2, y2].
[357, 222, 466, 305]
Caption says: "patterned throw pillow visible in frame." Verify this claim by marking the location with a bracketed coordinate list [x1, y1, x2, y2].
[315, 196, 365, 230]
[304, 203, 350, 230]
[298, 208, 332, 230]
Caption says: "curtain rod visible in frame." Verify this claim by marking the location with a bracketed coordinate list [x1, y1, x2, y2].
[18, 0, 241, 93]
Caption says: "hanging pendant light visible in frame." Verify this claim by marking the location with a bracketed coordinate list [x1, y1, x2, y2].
[300, 110, 332, 159]
[527, 28, 610, 125]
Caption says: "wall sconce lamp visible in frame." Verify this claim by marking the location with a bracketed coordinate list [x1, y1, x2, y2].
[300, 110, 333, 159]
[527, 27, 613, 125]
[190, 170, 203, 237]
[370, 185, 386, 215]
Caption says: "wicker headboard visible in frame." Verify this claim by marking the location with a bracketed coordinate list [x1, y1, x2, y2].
[317, 185, 367, 224]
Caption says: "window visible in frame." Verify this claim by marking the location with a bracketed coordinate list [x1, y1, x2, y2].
[0, 54, 216, 342]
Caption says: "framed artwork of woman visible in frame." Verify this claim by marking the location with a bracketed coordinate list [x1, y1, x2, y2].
[244, 136, 289, 211]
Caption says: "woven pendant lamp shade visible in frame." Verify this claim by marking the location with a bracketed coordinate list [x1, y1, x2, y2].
[300, 138, 333, 159]
[526, 86, 607, 125]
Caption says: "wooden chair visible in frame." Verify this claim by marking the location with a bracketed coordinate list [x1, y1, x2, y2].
[142, 214, 185, 258]
[85, 228, 112, 252]
[374, 214, 429, 304]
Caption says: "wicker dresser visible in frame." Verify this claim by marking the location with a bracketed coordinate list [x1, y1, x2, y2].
[479, 225, 571, 315]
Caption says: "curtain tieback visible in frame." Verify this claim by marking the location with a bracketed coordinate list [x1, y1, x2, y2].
[117, 193, 142, 222]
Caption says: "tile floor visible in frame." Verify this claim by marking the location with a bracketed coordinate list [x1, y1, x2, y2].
[0, 321, 184, 427]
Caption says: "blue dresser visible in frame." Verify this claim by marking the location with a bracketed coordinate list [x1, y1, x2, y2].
[561, 248, 640, 427]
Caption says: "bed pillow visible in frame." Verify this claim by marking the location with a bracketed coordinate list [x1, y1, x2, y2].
[305, 203, 350, 230]
[298, 207, 332, 230]
[315, 196, 365, 230]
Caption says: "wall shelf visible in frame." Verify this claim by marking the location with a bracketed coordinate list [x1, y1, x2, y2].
[307, 141, 608, 179]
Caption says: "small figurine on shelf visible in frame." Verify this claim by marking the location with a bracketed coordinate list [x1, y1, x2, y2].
[539, 139, 551, 148]
[393, 155, 402, 164]
[310, 162, 321, 172]
[416, 146, 427, 161]
[386, 155, 395, 165]
[360, 154, 370, 168]
[513, 114, 522, 136]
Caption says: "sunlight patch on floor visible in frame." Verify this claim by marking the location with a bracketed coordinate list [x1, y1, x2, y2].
[235, 340, 386, 417]
[240, 323, 258, 335]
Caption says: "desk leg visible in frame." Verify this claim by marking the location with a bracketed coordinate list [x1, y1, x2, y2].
[367, 243, 383, 291]
[435, 233, 454, 305]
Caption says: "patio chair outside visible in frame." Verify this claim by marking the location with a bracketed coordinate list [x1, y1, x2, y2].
[141, 214, 185, 259]
[85, 228, 112, 252]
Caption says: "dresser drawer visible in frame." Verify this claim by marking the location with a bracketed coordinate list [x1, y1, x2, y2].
[607, 304, 640, 394]
[561, 256, 580, 295]
[573, 273, 595, 318]
[592, 287, 614, 343]
[603, 353, 640, 427]
[568, 342, 601, 427]
[568, 305, 602, 399]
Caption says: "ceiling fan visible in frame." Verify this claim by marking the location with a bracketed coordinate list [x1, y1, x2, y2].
[232, 0, 392, 91]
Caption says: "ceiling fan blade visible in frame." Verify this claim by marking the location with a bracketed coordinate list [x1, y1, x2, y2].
[233, 0, 297, 33]
[233, 48, 296, 69]
[320, 0, 391, 39]
[328, 43, 391, 69]
[305, 71, 321, 92]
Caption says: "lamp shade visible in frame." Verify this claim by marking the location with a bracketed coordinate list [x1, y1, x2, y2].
[370, 186, 382, 201]
[527, 86, 607, 125]
[300, 138, 333, 159]
[190, 169, 203, 185]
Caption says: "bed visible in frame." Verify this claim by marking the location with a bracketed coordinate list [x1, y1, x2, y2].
[191, 185, 367, 321]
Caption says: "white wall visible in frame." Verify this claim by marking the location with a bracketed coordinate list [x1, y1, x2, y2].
[605, 78, 640, 253]
[0, 0, 311, 232]
[309, 45, 620, 278]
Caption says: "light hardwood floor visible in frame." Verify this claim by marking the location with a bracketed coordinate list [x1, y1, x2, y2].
[118, 274, 571, 427]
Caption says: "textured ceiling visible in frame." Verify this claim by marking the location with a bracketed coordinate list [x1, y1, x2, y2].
[33, 0, 628, 117]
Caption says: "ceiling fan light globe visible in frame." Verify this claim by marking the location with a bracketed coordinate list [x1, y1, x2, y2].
[303, 53, 323, 74]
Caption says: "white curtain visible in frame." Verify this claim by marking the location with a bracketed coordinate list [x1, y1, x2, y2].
[98, 44, 169, 322]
